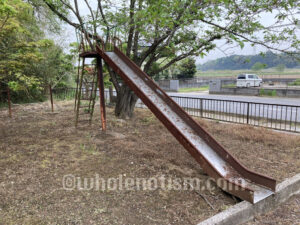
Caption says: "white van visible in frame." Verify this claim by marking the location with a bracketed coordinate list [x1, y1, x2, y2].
[236, 74, 262, 88]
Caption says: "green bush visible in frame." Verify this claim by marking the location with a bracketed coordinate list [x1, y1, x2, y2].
[271, 90, 277, 96]
[288, 79, 300, 86]
[259, 88, 265, 96]
[3, 87, 46, 104]
[259, 88, 277, 97]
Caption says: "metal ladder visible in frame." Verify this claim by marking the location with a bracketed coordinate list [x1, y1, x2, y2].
[75, 58, 98, 127]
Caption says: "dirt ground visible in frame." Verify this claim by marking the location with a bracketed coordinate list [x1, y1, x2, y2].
[0, 101, 299, 224]
[196, 117, 300, 182]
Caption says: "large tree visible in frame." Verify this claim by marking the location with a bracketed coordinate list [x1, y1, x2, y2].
[0, 0, 75, 101]
[42, 0, 300, 118]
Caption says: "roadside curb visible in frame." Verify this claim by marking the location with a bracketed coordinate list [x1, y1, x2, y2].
[198, 173, 300, 225]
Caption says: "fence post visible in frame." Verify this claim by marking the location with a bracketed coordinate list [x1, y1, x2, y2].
[247, 102, 250, 124]
[49, 84, 54, 112]
[200, 98, 203, 117]
[7, 87, 12, 118]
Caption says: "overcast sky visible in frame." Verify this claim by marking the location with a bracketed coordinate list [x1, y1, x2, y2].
[50, 2, 299, 65]
[54, 25, 267, 64]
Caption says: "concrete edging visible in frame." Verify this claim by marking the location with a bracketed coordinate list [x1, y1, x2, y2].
[198, 173, 300, 225]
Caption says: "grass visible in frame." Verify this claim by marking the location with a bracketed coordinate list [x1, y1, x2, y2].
[196, 68, 300, 78]
[0, 89, 77, 109]
[178, 86, 209, 92]
[0, 101, 299, 224]
[259, 88, 277, 97]
[0, 102, 7, 109]
[288, 78, 300, 86]
[0, 101, 236, 224]
[221, 84, 236, 88]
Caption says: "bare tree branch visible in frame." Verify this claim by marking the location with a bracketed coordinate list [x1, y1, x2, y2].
[43, 1, 79, 28]
[199, 18, 299, 55]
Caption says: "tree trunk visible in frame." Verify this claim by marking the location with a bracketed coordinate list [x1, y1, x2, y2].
[115, 84, 138, 119]
[109, 85, 116, 103]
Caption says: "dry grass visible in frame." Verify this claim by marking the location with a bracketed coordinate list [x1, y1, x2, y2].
[0, 101, 234, 225]
[0, 101, 299, 224]
[196, 119, 300, 181]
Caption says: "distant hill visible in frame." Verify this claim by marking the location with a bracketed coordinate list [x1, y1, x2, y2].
[197, 51, 300, 71]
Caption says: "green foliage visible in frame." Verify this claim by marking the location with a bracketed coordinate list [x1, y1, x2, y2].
[44, 0, 300, 78]
[0, 0, 43, 94]
[0, 0, 74, 102]
[103, 73, 112, 88]
[178, 86, 209, 92]
[259, 89, 277, 96]
[271, 90, 277, 97]
[176, 58, 197, 79]
[222, 84, 236, 88]
[288, 79, 300, 86]
[148, 62, 161, 77]
[42, 0, 300, 117]
[251, 62, 267, 71]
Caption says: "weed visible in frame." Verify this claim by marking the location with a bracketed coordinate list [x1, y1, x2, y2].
[140, 116, 155, 124]
[80, 143, 97, 154]
[178, 86, 209, 92]
[271, 90, 277, 96]
[222, 84, 236, 88]
[259, 89, 277, 97]
[288, 79, 300, 86]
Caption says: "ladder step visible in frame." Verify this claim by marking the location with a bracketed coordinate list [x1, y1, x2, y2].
[75, 64, 97, 128]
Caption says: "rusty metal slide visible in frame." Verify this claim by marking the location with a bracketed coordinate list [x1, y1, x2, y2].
[96, 46, 276, 203]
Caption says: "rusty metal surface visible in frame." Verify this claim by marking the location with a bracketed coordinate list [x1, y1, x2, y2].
[7, 87, 12, 118]
[49, 85, 54, 112]
[114, 47, 276, 188]
[79, 51, 98, 58]
[78, 52, 106, 131]
[97, 57, 106, 131]
[95, 45, 277, 203]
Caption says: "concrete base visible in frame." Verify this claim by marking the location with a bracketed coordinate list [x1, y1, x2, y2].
[198, 173, 300, 225]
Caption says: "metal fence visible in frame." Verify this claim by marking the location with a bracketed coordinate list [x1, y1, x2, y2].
[2, 87, 299, 133]
[170, 96, 300, 133]
[52, 88, 77, 100]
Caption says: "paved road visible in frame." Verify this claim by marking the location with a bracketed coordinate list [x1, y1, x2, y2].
[168, 91, 300, 106]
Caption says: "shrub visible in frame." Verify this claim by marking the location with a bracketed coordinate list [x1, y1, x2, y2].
[259, 88, 265, 96]
[288, 79, 300, 86]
